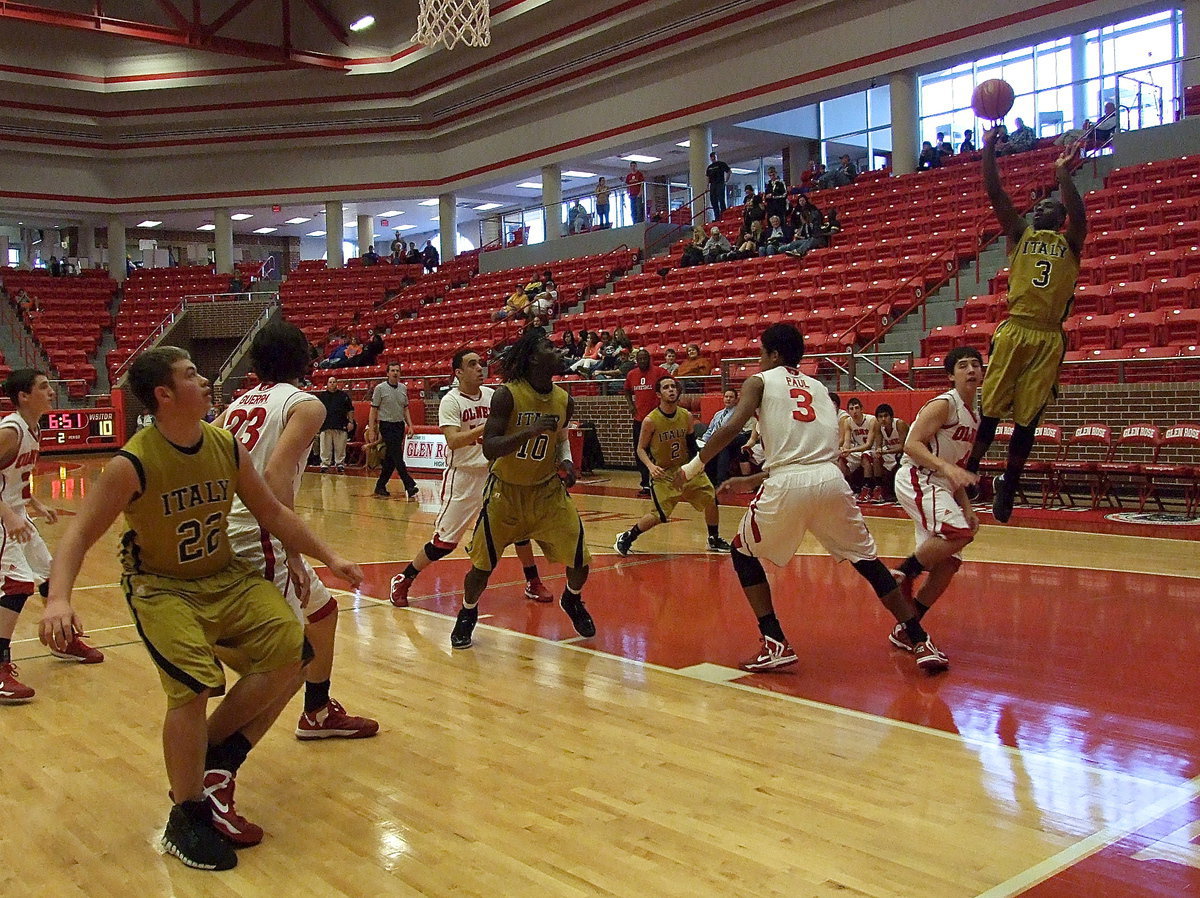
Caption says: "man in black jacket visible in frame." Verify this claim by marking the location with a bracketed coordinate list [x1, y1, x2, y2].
[317, 376, 356, 473]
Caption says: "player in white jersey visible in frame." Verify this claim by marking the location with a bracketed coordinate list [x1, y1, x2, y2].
[389, 348, 553, 608]
[678, 324, 949, 673]
[869, 403, 908, 501]
[840, 398, 882, 502]
[0, 370, 103, 703]
[891, 347, 982, 665]
[222, 321, 377, 753]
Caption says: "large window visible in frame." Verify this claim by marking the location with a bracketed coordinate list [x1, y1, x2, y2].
[819, 84, 893, 172]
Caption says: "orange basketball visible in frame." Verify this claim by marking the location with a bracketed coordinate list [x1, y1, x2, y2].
[972, 78, 1015, 121]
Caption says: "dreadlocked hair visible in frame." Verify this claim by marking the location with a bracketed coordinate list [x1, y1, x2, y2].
[500, 329, 547, 383]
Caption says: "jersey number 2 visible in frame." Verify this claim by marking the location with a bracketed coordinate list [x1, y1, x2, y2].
[790, 388, 816, 423]
[225, 407, 267, 450]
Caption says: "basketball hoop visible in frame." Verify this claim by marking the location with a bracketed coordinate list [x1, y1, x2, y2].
[413, 0, 491, 49]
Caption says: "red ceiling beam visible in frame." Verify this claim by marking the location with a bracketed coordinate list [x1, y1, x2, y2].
[154, 0, 192, 34]
[202, 0, 259, 38]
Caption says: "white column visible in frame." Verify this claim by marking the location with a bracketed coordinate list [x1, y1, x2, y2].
[1185, 0, 1200, 91]
[689, 124, 711, 221]
[106, 215, 126, 284]
[357, 214, 373, 257]
[78, 223, 96, 266]
[1070, 34, 1089, 127]
[889, 69, 919, 176]
[325, 200, 343, 268]
[541, 163, 562, 241]
[438, 193, 457, 262]
[214, 208, 234, 275]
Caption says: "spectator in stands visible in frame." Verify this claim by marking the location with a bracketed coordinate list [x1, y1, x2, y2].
[728, 227, 759, 261]
[960, 129, 976, 153]
[390, 232, 404, 257]
[702, 226, 731, 263]
[14, 288, 33, 316]
[525, 314, 550, 337]
[999, 118, 1035, 155]
[819, 154, 858, 189]
[560, 330, 581, 363]
[529, 277, 558, 318]
[674, 343, 712, 378]
[421, 239, 439, 271]
[780, 199, 825, 258]
[360, 328, 385, 367]
[787, 193, 823, 234]
[333, 336, 363, 369]
[596, 344, 630, 379]
[706, 152, 733, 220]
[569, 332, 606, 376]
[936, 131, 954, 158]
[567, 200, 589, 235]
[229, 273, 245, 294]
[918, 141, 942, 170]
[825, 208, 842, 234]
[595, 177, 611, 228]
[49, 256, 61, 277]
[701, 388, 751, 487]
[493, 288, 530, 321]
[1093, 102, 1118, 147]
[742, 192, 765, 235]
[318, 376, 355, 473]
[742, 184, 756, 205]
[800, 161, 819, 191]
[1056, 119, 1091, 147]
[317, 334, 349, 369]
[626, 161, 646, 224]
[758, 215, 793, 256]
[612, 326, 633, 352]
[136, 411, 154, 430]
[363, 246, 380, 266]
[662, 347, 679, 374]
[764, 167, 788, 221]
[680, 228, 706, 267]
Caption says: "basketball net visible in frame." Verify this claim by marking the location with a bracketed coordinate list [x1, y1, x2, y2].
[413, 0, 491, 49]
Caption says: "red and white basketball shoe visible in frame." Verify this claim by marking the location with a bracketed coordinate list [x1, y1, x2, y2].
[888, 622, 915, 652]
[0, 661, 34, 703]
[202, 768, 263, 847]
[389, 573, 412, 608]
[524, 578, 553, 603]
[740, 636, 798, 672]
[296, 698, 379, 740]
[50, 635, 104, 664]
[914, 640, 950, 673]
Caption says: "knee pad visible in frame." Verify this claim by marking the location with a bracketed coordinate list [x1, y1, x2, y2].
[853, 559, 900, 599]
[423, 541, 455, 563]
[730, 549, 767, 589]
[0, 593, 29, 614]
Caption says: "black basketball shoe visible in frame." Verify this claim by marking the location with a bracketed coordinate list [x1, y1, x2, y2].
[560, 591, 596, 638]
[450, 606, 478, 649]
[162, 801, 238, 871]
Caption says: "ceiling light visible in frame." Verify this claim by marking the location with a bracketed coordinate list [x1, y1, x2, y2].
[252, 227, 277, 234]
[516, 182, 543, 189]
[137, 220, 162, 228]
[284, 217, 311, 224]
[676, 141, 719, 148]
[230, 213, 253, 221]
[563, 170, 596, 178]
[379, 210, 402, 217]
[473, 203, 502, 211]
[196, 224, 216, 231]
[418, 199, 439, 206]
[730, 167, 754, 174]
[621, 154, 660, 164]
[349, 15, 375, 32]
[430, 218, 440, 222]
[394, 224, 417, 231]
[306, 230, 327, 237]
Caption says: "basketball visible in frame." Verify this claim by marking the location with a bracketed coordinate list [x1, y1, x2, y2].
[972, 78, 1015, 121]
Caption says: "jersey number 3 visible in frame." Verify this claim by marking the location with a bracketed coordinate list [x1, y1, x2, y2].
[225, 407, 267, 451]
[790, 388, 816, 423]
[1031, 259, 1053, 289]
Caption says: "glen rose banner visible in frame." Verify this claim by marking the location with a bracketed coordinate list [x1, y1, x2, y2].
[403, 428, 448, 472]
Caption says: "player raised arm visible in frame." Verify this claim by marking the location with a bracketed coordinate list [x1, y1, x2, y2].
[41, 455, 142, 651]
[1055, 143, 1088, 258]
[983, 126, 1025, 243]
[678, 375, 764, 483]
[903, 399, 977, 493]
[480, 385, 558, 461]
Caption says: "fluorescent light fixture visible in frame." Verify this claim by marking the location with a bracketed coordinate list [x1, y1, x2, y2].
[621, 154, 660, 164]
[196, 224, 216, 231]
[430, 218, 440, 222]
[563, 170, 596, 178]
[394, 224, 417, 231]
[730, 167, 754, 174]
[473, 203, 502, 211]
[230, 213, 253, 221]
[516, 182, 543, 189]
[379, 210, 403, 217]
[306, 230, 327, 237]
[676, 140, 718, 148]
[284, 217, 311, 224]
[418, 199, 439, 206]
[137, 220, 162, 228]
[252, 227, 278, 234]
[349, 14, 375, 32]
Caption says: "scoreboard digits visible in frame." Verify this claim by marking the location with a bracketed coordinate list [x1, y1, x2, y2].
[40, 408, 122, 450]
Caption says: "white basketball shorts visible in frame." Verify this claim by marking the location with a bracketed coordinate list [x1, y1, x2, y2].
[431, 465, 489, 548]
[1, 520, 50, 594]
[894, 464, 974, 559]
[228, 524, 336, 624]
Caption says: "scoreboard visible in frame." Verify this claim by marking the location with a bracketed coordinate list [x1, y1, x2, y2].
[40, 408, 123, 451]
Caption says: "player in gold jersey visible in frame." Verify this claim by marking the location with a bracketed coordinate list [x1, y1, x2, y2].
[452, 330, 595, 649]
[40, 347, 362, 872]
[966, 129, 1086, 523]
[614, 375, 731, 555]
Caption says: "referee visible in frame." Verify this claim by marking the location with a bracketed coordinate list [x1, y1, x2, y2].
[366, 362, 419, 499]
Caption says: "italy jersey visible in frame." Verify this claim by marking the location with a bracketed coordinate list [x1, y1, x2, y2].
[223, 381, 320, 533]
[644, 406, 691, 473]
[753, 366, 839, 472]
[899, 389, 979, 488]
[440, 384, 493, 470]
[117, 422, 239, 579]
[0, 412, 39, 515]
[489, 379, 568, 486]
[1007, 225, 1080, 328]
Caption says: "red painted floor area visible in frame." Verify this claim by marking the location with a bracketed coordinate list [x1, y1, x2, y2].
[328, 553, 1200, 896]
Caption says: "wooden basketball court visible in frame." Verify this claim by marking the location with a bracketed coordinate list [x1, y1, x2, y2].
[6, 456, 1199, 897]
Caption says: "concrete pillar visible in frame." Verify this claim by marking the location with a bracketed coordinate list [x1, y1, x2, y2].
[106, 215, 126, 284]
[688, 124, 711, 221]
[438, 193, 457, 262]
[1185, 0, 1200, 91]
[78, 223, 97, 266]
[357, 214, 373, 257]
[214, 209, 234, 275]
[541, 163, 562, 240]
[325, 200, 343, 268]
[889, 69, 919, 176]
[1069, 34, 1090, 127]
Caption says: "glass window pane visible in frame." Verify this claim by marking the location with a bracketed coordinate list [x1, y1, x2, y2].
[868, 84, 891, 127]
[822, 91, 868, 138]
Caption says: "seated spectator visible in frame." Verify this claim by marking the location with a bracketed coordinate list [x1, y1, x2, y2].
[402, 242, 419, 264]
[999, 118, 1035, 155]
[680, 228, 706, 267]
[360, 328, 385, 366]
[317, 333, 349, 369]
[727, 227, 759, 260]
[569, 332, 607, 376]
[529, 277, 558, 318]
[959, 129, 976, 153]
[1093, 102, 1118, 147]
[662, 347, 679, 374]
[824, 208, 842, 235]
[991, 123, 1010, 154]
[363, 246, 380, 266]
[918, 141, 942, 170]
[494, 275, 543, 321]
[567, 200, 591, 234]
[779, 198, 826, 258]
[674, 343, 712, 378]
[799, 162, 818, 190]
[758, 215, 793, 256]
[1056, 120, 1091, 147]
[741, 184, 756, 205]
[332, 336, 363, 368]
[14, 288, 33, 315]
[818, 154, 857, 189]
[611, 326, 632, 351]
[595, 343, 629, 378]
[742, 193, 766, 234]
[525, 314, 549, 337]
[702, 226, 731, 263]
[421, 239, 439, 271]
[700, 388, 751, 487]
[560, 329, 581, 362]
[936, 131, 954, 158]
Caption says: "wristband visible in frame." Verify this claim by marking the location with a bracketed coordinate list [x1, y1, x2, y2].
[680, 456, 704, 481]
[556, 438, 572, 463]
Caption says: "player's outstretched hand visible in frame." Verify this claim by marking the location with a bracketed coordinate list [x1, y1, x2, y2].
[533, 413, 560, 434]
[286, 555, 313, 608]
[1, 508, 33, 543]
[327, 556, 364, 588]
[964, 505, 981, 533]
[39, 598, 81, 653]
[944, 466, 978, 492]
[717, 476, 758, 495]
[647, 463, 665, 481]
[983, 126, 1000, 147]
[557, 459, 577, 488]
[1055, 141, 1080, 173]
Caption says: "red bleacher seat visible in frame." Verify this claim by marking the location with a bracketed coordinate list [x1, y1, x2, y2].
[1116, 310, 1164, 348]
[1163, 308, 1200, 345]
[1070, 314, 1121, 350]
[1150, 276, 1199, 311]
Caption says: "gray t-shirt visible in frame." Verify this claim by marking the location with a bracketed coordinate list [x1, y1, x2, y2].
[371, 379, 409, 423]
